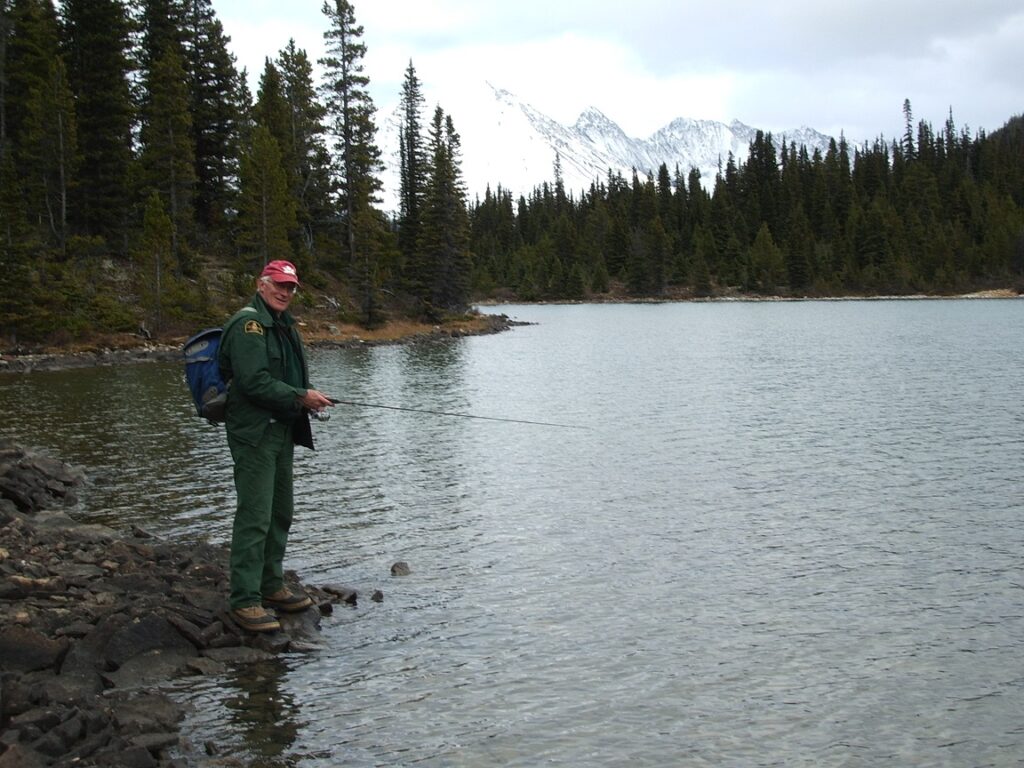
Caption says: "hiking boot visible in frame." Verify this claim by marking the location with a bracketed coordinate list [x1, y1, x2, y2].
[262, 587, 313, 613]
[231, 605, 281, 633]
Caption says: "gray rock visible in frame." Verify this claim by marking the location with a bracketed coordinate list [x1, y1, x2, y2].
[200, 646, 275, 665]
[0, 743, 48, 768]
[40, 670, 104, 704]
[108, 692, 184, 735]
[184, 657, 226, 677]
[101, 650, 193, 689]
[104, 613, 197, 669]
[321, 583, 358, 603]
[96, 744, 157, 768]
[0, 627, 68, 673]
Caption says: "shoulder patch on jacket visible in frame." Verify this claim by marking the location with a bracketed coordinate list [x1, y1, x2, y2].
[244, 319, 264, 335]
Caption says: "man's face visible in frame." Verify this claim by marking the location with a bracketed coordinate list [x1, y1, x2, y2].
[258, 278, 297, 313]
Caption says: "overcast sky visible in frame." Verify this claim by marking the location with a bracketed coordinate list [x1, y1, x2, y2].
[211, 0, 1023, 144]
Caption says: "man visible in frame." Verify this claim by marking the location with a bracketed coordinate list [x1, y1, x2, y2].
[218, 260, 334, 632]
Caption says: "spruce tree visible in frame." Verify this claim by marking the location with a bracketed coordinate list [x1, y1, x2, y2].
[417, 106, 471, 312]
[397, 59, 427, 288]
[254, 60, 289, 156]
[133, 191, 174, 330]
[236, 124, 296, 270]
[5, 0, 60, 153]
[277, 39, 333, 270]
[0, 1, 11, 144]
[20, 55, 77, 252]
[319, 0, 384, 320]
[61, 0, 133, 252]
[137, 46, 197, 272]
[181, 0, 243, 235]
[749, 222, 785, 293]
[785, 204, 813, 292]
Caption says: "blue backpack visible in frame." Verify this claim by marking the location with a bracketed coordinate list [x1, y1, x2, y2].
[183, 327, 228, 423]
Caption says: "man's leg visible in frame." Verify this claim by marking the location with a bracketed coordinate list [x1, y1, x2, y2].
[260, 427, 294, 596]
[228, 423, 289, 610]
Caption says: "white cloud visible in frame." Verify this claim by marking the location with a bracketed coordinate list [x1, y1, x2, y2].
[212, 0, 1024, 144]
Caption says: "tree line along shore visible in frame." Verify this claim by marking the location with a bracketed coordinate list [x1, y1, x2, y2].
[2, 1, 1022, 349]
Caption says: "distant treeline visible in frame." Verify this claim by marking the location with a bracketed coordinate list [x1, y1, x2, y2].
[1, 0, 1022, 346]
[470, 107, 1024, 301]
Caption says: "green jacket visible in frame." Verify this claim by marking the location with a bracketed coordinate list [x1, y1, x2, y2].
[218, 294, 314, 449]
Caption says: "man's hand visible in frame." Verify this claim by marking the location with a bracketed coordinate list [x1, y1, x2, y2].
[298, 389, 334, 411]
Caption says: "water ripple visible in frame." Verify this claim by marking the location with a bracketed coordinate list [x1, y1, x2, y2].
[2, 300, 1023, 766]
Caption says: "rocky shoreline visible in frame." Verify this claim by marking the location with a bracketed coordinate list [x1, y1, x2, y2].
[0, 441, 364, 767]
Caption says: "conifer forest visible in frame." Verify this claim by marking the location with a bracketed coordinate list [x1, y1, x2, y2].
[1, 0, 1023, 344]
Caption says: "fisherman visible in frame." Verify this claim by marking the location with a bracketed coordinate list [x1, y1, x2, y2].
[218, 260, 334, 632]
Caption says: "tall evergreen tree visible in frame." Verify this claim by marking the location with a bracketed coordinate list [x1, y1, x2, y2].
[133, 191, 174, 330]
[135, 0, 185, 73]
[254, 60, 289, 154]
[180, 0, 242, 235]
[277, 39, 333, 269]
[397, 59, 426, 287]
[137, 46, 196, 271]
[0, 1, 11, 144]
[5, 0, 59, 152]
[417, 106, 471, 311]
[236, 124, 296, 270]
[61, 0, 133, 252]
[20, 55, 77, 252]
[749, 221, 785, 293]
[319, 0, 384, 320]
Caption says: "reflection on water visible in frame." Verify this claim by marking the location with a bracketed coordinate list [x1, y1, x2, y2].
[220, 659, 302, 764]
[2, 299, 1024, 767]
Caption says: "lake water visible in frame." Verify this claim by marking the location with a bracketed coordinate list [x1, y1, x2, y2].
[2, 300, 1023, 767]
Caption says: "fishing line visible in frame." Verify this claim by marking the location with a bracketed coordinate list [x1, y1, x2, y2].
[326, 398, 588, 429]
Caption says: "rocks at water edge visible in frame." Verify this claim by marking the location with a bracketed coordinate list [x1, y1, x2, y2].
[0, 441, 362, 767]
[0, 345, 179, 374]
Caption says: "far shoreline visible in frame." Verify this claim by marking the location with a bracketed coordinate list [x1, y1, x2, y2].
[474, 287, 1022, 306]
[1, 289, 1019, 373]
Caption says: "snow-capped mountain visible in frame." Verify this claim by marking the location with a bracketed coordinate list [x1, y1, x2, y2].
[378, 81, 837, 212]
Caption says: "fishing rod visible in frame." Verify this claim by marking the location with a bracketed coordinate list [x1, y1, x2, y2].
[322, 397, 588, 429]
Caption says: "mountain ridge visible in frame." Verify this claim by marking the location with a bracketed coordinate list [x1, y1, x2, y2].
[378, 81, 841, 211]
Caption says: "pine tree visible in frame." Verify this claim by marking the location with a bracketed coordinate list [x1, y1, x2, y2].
[135, 0, 185, 72]
[417, 106, 471, 312]
[0, 138, 37, 343]
[61, 0, 133, 252]
[319, 0, 384, 320]
[236, 124, 296, 270]
[277, 40, 333, 269]
[397, 59, 426, 288]
[902, 98, 915, 159]
[0, 1, 11, 144]
[181, 0, 243, 235]
[137, 46, 197, 272]
[20, 55, 77, 252]
[0, 139, 28, 245]
[749, 221, 785, 293]
[5, 0, 60, 153]
[133, 191, 174, 330]
[254, 57, 300, 262]
[785, 204, 813, 292]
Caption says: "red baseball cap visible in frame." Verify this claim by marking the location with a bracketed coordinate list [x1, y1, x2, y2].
[261, 260, 300, 285]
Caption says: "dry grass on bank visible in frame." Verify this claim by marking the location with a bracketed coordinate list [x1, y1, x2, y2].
[298, 314, 502, 345]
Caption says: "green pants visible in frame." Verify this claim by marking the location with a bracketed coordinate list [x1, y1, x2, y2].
[227, 421, 294, 610]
